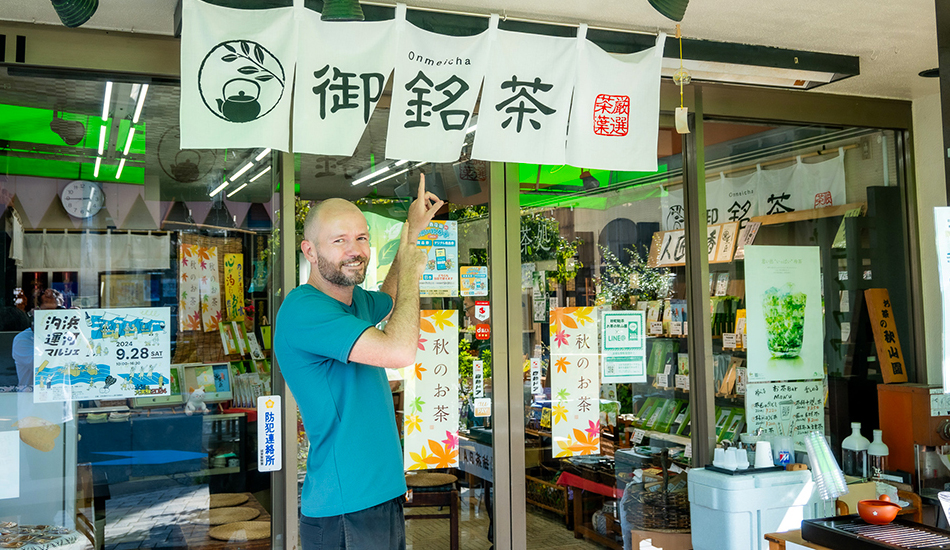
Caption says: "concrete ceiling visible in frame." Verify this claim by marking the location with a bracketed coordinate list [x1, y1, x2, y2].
[0, 0, 939, 100]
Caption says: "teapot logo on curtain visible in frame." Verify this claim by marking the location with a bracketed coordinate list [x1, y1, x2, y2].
[199, 40, 286, 123]
[181, 0, 296, 151]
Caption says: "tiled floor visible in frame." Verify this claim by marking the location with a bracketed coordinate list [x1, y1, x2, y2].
[102, 485, 609, 550]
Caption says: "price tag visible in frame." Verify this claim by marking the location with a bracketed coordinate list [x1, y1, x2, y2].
[685, 443, 692, 459]
[722, 333, 737, 349]
[633, 428, 646, 444]
[670, 321, 682, 336]
[649, 321, 663, 335]
[683, 322, 688, 336]
[741, 333, 748, 349]
[656, 374, 667, 389]
[675, 374, 690, 391]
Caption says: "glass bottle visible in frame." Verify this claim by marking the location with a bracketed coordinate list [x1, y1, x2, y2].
[841, 422, 870, 478]
[868, 429, 889, 479]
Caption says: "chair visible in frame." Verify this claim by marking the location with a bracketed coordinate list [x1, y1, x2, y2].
[404, 472, 459, 550]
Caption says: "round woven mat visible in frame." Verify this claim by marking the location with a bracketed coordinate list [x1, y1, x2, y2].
[405, 473, 457, 487]
[208, 521, 271, 542]
[207, 507, 260, 525]
[209, 493, 249, 509]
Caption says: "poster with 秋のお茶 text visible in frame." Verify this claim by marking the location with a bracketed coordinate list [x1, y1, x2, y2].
[550, 307, 601, 457]
[403, 310, 459, 470]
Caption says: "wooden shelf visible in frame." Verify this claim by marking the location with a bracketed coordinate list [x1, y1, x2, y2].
[643, 429, 690, 446]
[751, 202, 865, 226]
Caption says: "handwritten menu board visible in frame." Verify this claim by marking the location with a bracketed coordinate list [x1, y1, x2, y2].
[745, 380, 824, 444]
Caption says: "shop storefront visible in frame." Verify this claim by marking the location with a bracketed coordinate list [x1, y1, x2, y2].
[0, 4, 934, 550]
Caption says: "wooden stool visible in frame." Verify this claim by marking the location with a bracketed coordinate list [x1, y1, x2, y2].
[405, 473, 459, 550]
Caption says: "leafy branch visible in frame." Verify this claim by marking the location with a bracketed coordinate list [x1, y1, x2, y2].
[221, 41, 284, 86]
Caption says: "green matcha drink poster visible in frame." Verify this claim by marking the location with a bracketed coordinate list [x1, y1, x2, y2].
[745, 246, 822, 383]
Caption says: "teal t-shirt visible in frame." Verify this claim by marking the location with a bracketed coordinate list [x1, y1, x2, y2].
[274, 284, 406, 517]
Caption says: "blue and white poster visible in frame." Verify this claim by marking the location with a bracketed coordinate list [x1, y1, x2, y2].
[33, 308, 171, 403]
[418, 220, 458, 297]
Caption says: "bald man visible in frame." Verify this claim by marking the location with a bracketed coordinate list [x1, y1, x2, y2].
[275, 176, 442, 550]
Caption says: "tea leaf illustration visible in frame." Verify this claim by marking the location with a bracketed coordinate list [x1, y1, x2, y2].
[256, 74, 274, 82]
[254, 44, 265, 64]
[224, 43, 236, 53]
[221, 54, 238, 63]
[240, 41, 250, 55]
[238, 66, 259, 75]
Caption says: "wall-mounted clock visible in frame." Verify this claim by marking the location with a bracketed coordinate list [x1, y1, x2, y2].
[61, 180, 104, 219]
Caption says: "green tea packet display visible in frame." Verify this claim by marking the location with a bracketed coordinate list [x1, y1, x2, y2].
[647, 339, 679, 376]
[644, 398, 669, 430]
[636, 396, 659, 427]
[671, 403, 690, 435]
[675, 404, 692, 436]
[720, 411, 745, 443]
[714, 407, 732, 439]
[655, 399, 687, 433]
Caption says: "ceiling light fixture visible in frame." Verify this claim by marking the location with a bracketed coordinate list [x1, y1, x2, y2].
[370, 167, 409, 187]
[249, 166, 272, 182]
[648, 0, 689, 21]
[93, 156, 101, 177]
[97, 125, 106, 155]
[226, 183, 248, 197]
[50, 0, 99, 28]
[209, 180, 229, 197]
[115, 158, 126, 179]
[351, 165, 390, 186]
[660, 58, 835, 89]
[123, 127, 135, 156]
[255, 148, 272, 161]
[228, 161, 255, 182]
[132, 83, 148, 123]
[101, 81, 112, 121]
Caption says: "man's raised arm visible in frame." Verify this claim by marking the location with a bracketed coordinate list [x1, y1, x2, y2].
[380, 174, 443, 302]
[354, 175, 442, 368]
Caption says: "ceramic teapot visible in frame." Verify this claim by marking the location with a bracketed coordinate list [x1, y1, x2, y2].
[216, 78, 262, 122]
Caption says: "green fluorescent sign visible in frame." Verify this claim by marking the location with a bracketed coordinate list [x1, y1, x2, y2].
[0, 104, 145, 184]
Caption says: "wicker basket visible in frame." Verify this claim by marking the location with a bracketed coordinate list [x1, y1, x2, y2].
[623, 487, 690, 531]
[623, 448, 690, 532]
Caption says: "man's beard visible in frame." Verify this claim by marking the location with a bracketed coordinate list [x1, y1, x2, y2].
[317, 253, 367, 286]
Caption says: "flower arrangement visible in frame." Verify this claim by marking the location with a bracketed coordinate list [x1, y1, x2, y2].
[595, 245, 672, 309]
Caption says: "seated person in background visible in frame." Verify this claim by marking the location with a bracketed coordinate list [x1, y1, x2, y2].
[14, 289, 65, 390]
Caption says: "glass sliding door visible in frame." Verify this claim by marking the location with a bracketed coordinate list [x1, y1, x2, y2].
[516, 122, 696, 549]
[699, 119, 915, 488]
[0, 68, 279, 550]
[289, 106, 498, 549]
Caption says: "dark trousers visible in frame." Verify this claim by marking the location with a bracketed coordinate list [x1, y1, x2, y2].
[300, 496, 406, 550]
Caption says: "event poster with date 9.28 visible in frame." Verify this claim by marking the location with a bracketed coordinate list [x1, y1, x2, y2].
[32, 308, 171, 403]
